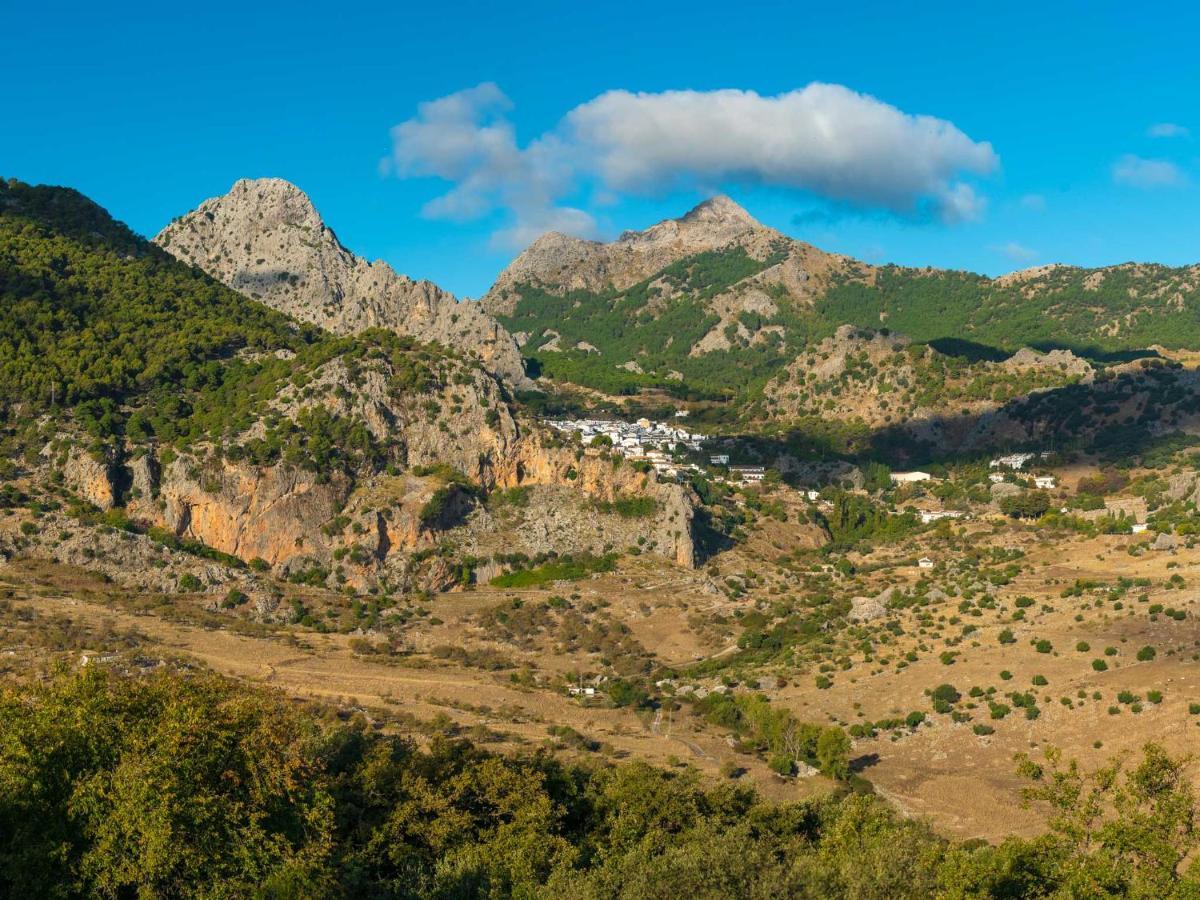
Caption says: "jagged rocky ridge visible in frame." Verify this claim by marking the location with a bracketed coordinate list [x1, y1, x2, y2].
[156, 178, 529, 385]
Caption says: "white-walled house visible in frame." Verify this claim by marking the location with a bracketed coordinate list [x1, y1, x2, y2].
[730, 465, 766, 483]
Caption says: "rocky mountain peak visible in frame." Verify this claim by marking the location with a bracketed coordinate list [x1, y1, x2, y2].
[221, 177, 325, 231]
[679, 194, 760, 229]
[155, 179, 528, 385]
[483, 195, 786, 311]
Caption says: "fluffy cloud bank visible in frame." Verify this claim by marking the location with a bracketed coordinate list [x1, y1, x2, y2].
[387, 83, 998, 247]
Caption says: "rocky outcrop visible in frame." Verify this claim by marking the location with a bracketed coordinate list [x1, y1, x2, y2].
[62, 447, 119, 511]
[155, 178, 528, 386]
[1168, 472, 1200, 507]
[763, 325, 1094, 431]
[0, 511, 269, 603]
[140, 457, 351, 567]
[1002, 347, 1093, 379]
[54, 421, 698, 591]
[262, 352, 521, 486]
[450, 482, 693, 570]
[492, 440, 696, 567]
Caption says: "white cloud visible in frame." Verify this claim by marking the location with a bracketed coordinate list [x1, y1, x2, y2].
[564, 86, 996, 222]
[1019, 193, 1046, 212]
[389, 83, 596, 244]
[991, 241, 1037, 262]
[1148, 122, 1189, 139]
[1112, 154, 1187, 188]
[386, 83, 998, 245]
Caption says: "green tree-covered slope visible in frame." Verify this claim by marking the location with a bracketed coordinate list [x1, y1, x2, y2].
[0, 178, 486, 467]
[498, 245, 829, 399]
[818, 263, 1200, 356]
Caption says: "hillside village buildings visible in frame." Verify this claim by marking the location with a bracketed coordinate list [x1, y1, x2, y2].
[991, 452, 1037, 470]
[545, 417, 705, 479]
[990, 451, 1052, 471]
[919, 510, 964, 525]
[543, 418, 779, 484]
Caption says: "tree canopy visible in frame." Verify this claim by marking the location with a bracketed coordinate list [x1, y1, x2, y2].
[3, 668, 1200, 898]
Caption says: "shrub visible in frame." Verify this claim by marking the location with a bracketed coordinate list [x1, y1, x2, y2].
[220, 589, 248, 609]
[1136, 645, 1157, 662]
[1000, 491, 1051, 519]
[768, 753, 795, 777]
[593, 495, 659, 518]
[1092, 659, 1109, 672]
[931, 683, 961, 704]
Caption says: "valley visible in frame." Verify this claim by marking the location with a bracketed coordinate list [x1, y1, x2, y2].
[5, 173, 1200, 893]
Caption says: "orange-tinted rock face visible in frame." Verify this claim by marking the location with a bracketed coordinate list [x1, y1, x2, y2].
[59, 421, 698, 588]
[62, 448, 117, 511]
[151, 458, 350, 567]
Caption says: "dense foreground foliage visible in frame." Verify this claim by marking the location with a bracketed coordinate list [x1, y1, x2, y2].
[2, 669, 1199, 898]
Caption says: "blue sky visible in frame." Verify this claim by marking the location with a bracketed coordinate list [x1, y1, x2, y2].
[4, 1, 1198, 297]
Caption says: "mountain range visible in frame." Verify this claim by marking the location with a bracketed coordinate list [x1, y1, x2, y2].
[479, 193, 1200, 406]
[147, 177, 1200, 420]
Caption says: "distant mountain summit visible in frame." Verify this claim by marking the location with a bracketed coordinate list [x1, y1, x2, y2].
[156, 178, 528, 385]
[483, 195, 848, 315]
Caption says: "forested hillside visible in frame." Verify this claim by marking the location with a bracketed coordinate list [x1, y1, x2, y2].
[2, 667, 1197, 898]
[502, 245, 825, 399]
[0, 177, 490, 464]
[818, 262, 1200, 357]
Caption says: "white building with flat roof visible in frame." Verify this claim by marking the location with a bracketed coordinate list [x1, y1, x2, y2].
[730, 465, 766, 483]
